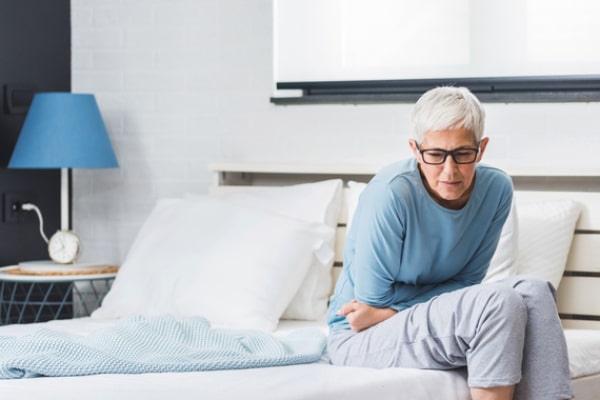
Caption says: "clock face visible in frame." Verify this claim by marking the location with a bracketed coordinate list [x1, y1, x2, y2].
[48, 230, 81, 264]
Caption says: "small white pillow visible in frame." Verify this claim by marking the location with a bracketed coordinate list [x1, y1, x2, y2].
[346, 181, 367, 231]
[212, 179, 343, 321]
[346, 181, 519, 283]
[345, 183, 581, 289]
[483, 199, 519, 283]
[93, 197, 334, 331]
[516, 198, 581, 289]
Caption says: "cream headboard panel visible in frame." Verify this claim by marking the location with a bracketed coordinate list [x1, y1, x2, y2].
[210, 163, 600, 330]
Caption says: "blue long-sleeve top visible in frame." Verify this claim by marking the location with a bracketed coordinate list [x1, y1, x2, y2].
[327, 158, 513, 331]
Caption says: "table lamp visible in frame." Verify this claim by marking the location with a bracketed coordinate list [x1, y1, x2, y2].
[8, 92, 118, 266]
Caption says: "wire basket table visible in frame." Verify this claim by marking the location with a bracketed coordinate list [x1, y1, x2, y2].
[0, 266, 118, 325]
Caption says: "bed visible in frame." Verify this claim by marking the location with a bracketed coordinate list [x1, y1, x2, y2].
[0, 163, 599, 400]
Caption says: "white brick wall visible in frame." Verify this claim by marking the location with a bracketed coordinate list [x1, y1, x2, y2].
[71, 0, 600, 264]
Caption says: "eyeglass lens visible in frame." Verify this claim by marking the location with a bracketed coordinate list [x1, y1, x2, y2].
[421, 148, 478, 164]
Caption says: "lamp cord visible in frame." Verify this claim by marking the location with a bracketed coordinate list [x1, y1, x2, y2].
[21, 203, 49, 244]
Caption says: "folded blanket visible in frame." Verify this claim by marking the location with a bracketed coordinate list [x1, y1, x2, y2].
[0, 315, 326, 379]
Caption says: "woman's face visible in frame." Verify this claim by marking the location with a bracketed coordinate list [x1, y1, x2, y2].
[409, 128, 489, 209]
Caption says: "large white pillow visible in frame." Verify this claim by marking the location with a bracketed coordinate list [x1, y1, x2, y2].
[515, 198, 581, 289]
[92, 197, 334, 331]
[215, 179, 343, 229]
[212, 179, 343, 321]
[346, 181, 519, 283]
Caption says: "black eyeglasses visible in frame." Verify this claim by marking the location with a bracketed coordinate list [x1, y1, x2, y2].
[415, 142, 480, 165]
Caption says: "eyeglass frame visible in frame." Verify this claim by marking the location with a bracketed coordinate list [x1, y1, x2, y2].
[415, 142, 481, 165]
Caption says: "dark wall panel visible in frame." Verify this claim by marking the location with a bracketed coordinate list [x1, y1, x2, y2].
[0, 0, 70, 265]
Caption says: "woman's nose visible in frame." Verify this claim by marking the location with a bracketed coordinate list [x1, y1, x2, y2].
[442, 155, 458, 172]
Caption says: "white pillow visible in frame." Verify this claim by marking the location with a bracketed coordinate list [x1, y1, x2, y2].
[483, 199, 519, 283]
[92, 197, 334, 331]
[346, 181, 367, 231]
[346, 181, 519, 283]
[212, 179, 343, 321]
[515, 198, 581, 289]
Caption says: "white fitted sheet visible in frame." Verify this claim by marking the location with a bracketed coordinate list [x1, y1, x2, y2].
[564, 329, 600, 379]
[0, 317, 597, 400]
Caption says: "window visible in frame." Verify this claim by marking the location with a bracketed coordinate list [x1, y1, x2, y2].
[273, 0, 600, 104]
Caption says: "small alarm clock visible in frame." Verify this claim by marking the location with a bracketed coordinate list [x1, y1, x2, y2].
[47, 230, 81, 264]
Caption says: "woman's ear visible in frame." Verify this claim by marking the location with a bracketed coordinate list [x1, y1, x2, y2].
[477, 137, 490, 161]
[408, 139, 419, 158]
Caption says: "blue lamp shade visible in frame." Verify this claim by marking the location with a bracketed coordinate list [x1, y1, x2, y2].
[8, 93, 118, 169]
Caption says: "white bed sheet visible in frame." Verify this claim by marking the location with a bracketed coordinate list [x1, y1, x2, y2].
[564, 329, 600, 379]
[0, 317, 597, 400]
[0, 317, 469, 400]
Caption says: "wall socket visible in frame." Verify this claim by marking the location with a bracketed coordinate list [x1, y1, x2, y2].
[3, 193, 36, 223]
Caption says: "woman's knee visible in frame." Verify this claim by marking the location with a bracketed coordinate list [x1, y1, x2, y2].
[471, 284, 527, 325]
[466, 285, 527, 352]
[510, 276, 558, 302]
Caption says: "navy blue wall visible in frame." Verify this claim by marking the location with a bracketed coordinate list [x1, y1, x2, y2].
[0, 0, 70, 265]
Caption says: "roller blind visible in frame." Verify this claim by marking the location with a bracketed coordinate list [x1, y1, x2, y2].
[273, 0, 600, 103]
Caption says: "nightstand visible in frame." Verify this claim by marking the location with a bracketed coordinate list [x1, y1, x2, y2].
[0, 264, 118, 325]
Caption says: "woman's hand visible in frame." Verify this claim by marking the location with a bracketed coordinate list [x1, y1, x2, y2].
[337, 300, 397, 332]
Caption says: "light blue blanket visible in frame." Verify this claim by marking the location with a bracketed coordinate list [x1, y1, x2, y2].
[0, 315, 326, 379]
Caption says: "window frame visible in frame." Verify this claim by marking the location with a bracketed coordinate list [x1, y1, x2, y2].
[271, 75, 600, 104]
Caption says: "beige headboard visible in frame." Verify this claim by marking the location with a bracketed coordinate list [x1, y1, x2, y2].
[210, 163, 600, 330]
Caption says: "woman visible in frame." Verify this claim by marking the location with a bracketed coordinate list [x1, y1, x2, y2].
[327, 87, 573, 400]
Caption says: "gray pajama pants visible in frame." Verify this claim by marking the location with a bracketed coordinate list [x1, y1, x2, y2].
[327, 277, 574, 400]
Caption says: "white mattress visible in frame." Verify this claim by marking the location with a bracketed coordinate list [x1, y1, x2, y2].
[0, 318, 597, 400]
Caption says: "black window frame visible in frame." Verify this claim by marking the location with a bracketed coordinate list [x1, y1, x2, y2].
[270, 75, 600, 104]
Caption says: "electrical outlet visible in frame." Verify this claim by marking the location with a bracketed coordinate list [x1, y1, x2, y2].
[3, 193, 36, 223]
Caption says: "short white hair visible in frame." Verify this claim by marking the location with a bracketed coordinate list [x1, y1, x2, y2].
[411, 86, 485, 143]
